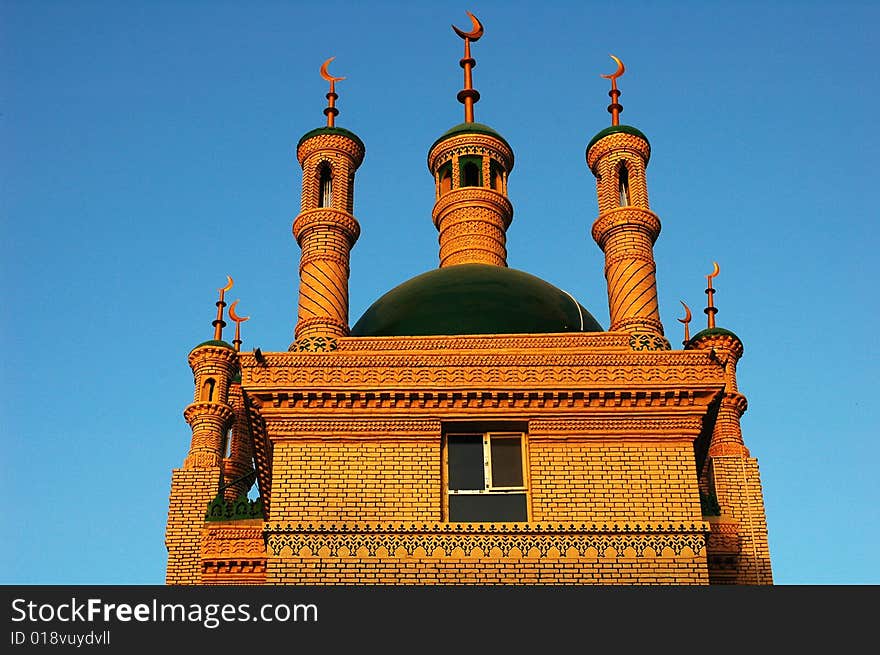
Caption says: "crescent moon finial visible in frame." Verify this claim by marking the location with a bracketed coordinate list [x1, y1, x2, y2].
[600, 55, 625, 126]
[708, 261, 720, 280]
[677, 300, 692, 345]
[219, 275, 234, 294]
[320, 56, 346, 83]
[319, 57, 345, 127]
[228, 300, 250, 324]
[227, 300, 249, 352]
[677, 301, 692, 324]
[452, 11, 484, 41]
[600, 54, 626, 81]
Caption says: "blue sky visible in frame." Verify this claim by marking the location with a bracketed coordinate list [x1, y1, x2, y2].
[1, 0, 877, 585]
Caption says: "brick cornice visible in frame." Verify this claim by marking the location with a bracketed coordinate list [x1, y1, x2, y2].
[292, 207, 360, 244]
[183, 402, 234, 426]
[592, 206, 662, 247]
[428, 133, 514, 172]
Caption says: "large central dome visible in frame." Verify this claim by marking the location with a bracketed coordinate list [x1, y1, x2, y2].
[350, 263, 603, 337]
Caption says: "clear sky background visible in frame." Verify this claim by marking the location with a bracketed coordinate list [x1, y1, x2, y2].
[2, 0, 877, 585]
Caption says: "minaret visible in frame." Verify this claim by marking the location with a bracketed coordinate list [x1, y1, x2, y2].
[222, 301, 255, 502]
[183, 277, 238, 470]
[291, 57, 365, 348]
[586, 57, 664, 339]
[427, 12, 515, 268]
[686, 264, 773, 584]
[166, 277, 239, 584]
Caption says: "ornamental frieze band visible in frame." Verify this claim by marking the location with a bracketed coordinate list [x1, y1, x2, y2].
[264, 522, 708, 559]
[242, 362, 723, 388]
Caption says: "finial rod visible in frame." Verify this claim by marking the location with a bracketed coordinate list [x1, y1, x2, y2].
[213, 276, 234, 341]
[600, 55, 625, 126]
[705, 262, 720, 329]
[452, 11, 484, 123]
[228, 300, 250, 352]
[677, 301, 692, 345]
[320, 57, 346, 128]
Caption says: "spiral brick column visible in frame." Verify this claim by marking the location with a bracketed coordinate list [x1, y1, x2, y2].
[587, 129, 664, 336]
[291, 128, 364, 345]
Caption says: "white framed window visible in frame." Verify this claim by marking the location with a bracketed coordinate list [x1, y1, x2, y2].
[444, 432, 529, 522]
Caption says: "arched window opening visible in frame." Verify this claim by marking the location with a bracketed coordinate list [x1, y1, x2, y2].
[462, 161, 480, 187]
[223, 428, 233, 458]
[439, 163, 452, 195]
[202, 378, 216, 402]
[617, 161, 631, 206]
[490, 161, 503, 192]
[318, 163, 333, 208]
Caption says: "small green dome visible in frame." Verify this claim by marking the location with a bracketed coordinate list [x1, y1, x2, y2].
[190, 339, 234, 352]
[430, 122, 512, 153]
[688, 327, 741, 344]
[586, 124, 650, 158]
[297, 126, 365, 152]
[350, 264, 603, 337]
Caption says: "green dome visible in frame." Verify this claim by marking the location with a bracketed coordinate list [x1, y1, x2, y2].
[430, 122, 512, 153]
[190, 339, 234, 352]
[297, 126, 365, 152]
[586, 124, 650, 158]
[350, 264, 603, 337]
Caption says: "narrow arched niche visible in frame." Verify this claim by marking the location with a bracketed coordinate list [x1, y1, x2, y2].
[439, 162, 452, 195]
[490, 160, 503, 192]
[617, 161, 631, 206]
[202, 378, 216, 402]
[460, 157, 482, 188]
[318, 162, 333, 208]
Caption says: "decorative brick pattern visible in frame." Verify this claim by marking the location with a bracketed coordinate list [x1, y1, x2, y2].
[428, 131, 514, 267]
[263, 523, 708, 585]
[292, 132, 363, 342]
[588, 131, 663, 337]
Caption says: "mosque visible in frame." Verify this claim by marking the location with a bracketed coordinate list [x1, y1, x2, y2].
[165, 13, 772, 585]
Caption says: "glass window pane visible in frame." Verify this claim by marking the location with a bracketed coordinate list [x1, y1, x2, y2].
[447, 435, 485, 490]
[448, 493, 527, 522]
[490, 437, 523, 488]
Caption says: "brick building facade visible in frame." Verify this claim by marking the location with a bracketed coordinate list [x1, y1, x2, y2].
[165, 16, 772, 585]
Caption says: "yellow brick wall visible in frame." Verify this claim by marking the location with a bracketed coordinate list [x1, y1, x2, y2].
[260, 436, 710, 585]
[710, 456, 773, 584]
[269, 439, 440, 523]
[165, 468, 218, 585]
[266, 555, 708, 585]
[529, 441, 702, 523]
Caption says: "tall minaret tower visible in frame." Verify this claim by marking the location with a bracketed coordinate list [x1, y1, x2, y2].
[427, 12, 515, 268]
[586, 57, 665, 341]
[166, 277, 239, 584]
[291, 58, 365, 348]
